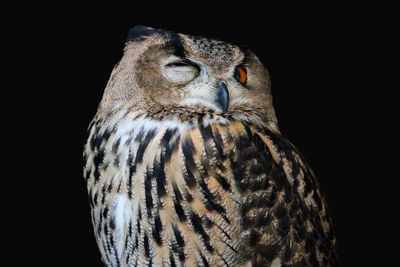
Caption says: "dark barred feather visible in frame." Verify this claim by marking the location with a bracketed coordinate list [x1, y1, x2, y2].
[83, 109, 338, 266]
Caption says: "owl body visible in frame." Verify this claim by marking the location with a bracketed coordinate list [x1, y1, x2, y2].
[83, 26, 338, 266]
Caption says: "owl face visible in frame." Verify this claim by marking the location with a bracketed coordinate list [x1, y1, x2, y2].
[100, 26, 277, 127]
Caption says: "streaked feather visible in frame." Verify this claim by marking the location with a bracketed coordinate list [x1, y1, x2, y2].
[84, 108, 337, 266]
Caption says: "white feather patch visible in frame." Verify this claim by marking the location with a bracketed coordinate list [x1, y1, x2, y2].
[113, 194, 132, 255]
[114, 117, 187, 139]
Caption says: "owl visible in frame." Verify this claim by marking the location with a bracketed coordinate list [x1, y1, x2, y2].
[83, 26, 338, 267]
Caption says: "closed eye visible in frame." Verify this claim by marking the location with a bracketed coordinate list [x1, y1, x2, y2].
[163, 59, 199, 83]
[166, 62, 190, 68]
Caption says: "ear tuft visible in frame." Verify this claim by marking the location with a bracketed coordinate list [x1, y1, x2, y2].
[126, 26, 168, 42]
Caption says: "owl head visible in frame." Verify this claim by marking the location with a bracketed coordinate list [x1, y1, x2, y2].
[98, 26, 277, 128]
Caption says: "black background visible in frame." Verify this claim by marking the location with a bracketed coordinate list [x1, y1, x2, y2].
[16, 4, 390, 266]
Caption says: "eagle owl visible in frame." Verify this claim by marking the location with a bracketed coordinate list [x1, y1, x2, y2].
[83, 26, 338, 267]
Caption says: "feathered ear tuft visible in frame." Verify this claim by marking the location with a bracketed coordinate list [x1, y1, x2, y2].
[126, 26, 169, 42]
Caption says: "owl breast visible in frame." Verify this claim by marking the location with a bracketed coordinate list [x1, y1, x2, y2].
[84, 111, 337, 266]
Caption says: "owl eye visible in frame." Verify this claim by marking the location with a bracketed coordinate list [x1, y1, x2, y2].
[163, 60, 198, 83]
[166, 62, 190, 68]
[234, 66, 247, 85]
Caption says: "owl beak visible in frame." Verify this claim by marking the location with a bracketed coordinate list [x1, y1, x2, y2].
[216, 82, 229, 113]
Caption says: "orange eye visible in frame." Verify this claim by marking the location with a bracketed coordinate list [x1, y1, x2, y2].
[235, 66, 247, 85]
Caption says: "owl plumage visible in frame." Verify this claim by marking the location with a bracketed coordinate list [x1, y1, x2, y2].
[83, 26, 338, 266]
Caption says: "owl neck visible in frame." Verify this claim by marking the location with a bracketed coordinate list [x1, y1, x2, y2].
[95, 98, 279, 134]
[142, 103, 278, 133]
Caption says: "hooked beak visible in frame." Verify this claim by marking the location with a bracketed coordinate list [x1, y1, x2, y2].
[216, 82, 229, 113]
